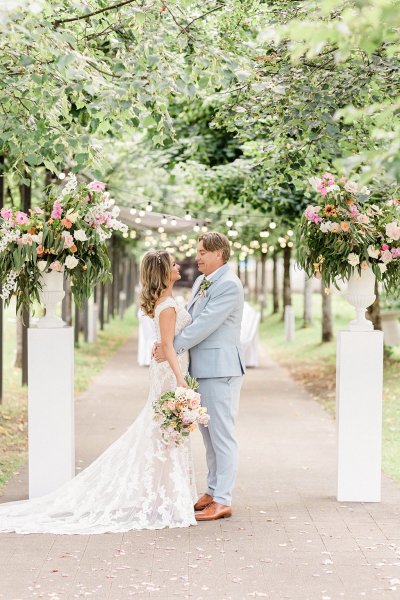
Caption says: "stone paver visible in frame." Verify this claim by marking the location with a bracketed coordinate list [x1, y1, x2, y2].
[1, 330, 400, 600]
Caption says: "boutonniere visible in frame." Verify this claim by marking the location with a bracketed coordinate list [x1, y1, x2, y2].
[198, 279, 213, 299]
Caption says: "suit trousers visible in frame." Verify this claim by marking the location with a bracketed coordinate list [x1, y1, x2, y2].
[197, 375, 243, 506]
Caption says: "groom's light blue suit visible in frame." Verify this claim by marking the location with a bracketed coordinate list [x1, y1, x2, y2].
[173, 263, 245, 506]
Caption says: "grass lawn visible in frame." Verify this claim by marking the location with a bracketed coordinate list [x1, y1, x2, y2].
[260, 292, 400, 485]
[0, 302, 137, 491]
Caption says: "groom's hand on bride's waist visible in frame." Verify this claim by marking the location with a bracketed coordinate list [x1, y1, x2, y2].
[153, 342, 166, 363]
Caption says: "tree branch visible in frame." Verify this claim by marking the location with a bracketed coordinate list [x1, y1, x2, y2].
[54, 0, 139, 27]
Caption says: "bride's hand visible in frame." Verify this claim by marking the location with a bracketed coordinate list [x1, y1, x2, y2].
[177, 377, 189, 389]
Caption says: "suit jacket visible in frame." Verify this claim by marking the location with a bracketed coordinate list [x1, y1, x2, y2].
[173, 264, 245, 378]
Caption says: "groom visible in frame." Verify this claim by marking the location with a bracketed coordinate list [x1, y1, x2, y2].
[155, 231, 245, 521]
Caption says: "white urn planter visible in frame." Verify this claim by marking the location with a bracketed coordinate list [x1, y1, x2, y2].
[37, 269, 66, 328]
[344, 267, 376, 331]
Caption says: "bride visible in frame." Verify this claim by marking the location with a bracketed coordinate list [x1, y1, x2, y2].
[0, 250, 197, 534]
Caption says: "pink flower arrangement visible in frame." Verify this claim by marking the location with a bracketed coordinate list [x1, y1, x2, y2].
[153, 377, 210, 446]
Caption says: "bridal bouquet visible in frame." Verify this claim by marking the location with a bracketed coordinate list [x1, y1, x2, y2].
[297, 172, 400, 293]
[153, 375, 210, 446]
[0, 173, 127, 311]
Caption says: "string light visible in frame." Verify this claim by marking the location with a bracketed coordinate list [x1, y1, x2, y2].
[201, 225, 208, 233]
[170, 218, 177, 226]
[146, 201, 153, 212]
[123, 232, 128, 238]
[288, 241, 294, 248]
[161, 215, 168, 225]
[228, 229, 238, 238]
[260, 229, 269, 238]
[129, 208, 137, 215]
[269, 245, 274, 252]
[269, 221, 277, 229]
[226, 217, 233, 227]
[135, 217, 142, 224]
[184, 210, 192, 221]
[139, 210, 145, 217]
[129, 230, 136, 239]
[287, 229, 294, 237]
[193, 222, 200, 232]
[158, 227, 165, 233]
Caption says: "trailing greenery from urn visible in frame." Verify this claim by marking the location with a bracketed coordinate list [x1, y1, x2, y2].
[0, 174, 127, 312]
[296, 173, 400, 293]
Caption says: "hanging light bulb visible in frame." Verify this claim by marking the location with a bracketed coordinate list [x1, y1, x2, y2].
[193, 222, 200, 232]
[269, 221, 277, 229]
[123, 232, 128, 239]
[226, 216, 233, 228]
[260, 229, 269, 238]
[161, 215, 168, 225]
[146, 201, 153, 212]
[158, 226, 164, 233]
[170, 218, 177, 226]
[287, 229, 294, 237]
[129, 208, 137, 215]
[184, 210, 192, 221]
[130, 230, 137, 239]
[269, 245, 274, 252]
[288, 241, 294, 248]
[139, 209, 145, 217]
[135, 217, 142, 224]
[201, 225, 208, 233]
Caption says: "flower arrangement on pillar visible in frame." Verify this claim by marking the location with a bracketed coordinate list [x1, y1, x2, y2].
[0, 174, 128, 325]
[296, 173, 400, 331]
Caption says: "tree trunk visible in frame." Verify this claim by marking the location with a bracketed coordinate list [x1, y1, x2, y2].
[367, 280, 382, 330]
[260, 253, 267, 322]
[253, 258, 259, 304]
[244, 256, 249, 290]
[303, 274, 313, 328]
[237, 260, 241, 282]
[321, 285, 333, 342]
[282, 246, 292, 319]
[0, 155, 4, 403]
[272, 252, 279, 314]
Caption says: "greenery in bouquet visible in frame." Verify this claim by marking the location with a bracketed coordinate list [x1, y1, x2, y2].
[152, 375, 210, 447]
[296, 173, 400, 294]
[0, 173, 127, 311]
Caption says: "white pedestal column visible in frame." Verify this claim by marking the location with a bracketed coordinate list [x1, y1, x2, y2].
[28, 327, 75, 498]
[336, 330, 383, 502]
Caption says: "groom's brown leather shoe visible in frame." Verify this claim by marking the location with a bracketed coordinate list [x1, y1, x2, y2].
[195, 501, 232, 521]
[194, 494, 213, 511]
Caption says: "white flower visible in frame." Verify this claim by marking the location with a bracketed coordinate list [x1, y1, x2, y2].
[360, 186, 371, 196]
[66, 209, 80, 223]
[308, 176, 323, 191]
[367, 245, 380, 259]
[65, 255, 79, 270]
[37, 260, 48, 272]
[344, 181, 358, 194]
[31, 231, 43, 244]
[378, 263, 387, 274]
[386, 221, 400, 241]
[319, 221, 331, 233]
[326, 184, 340, 193]
[347, 253, 360, 267]
[328, 222, 340, 233]
[381, 249, 393, 264]
[74, 229, 88, 242]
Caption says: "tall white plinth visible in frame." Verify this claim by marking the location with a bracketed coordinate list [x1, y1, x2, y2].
[28, 327, 75, 498]
[336, 330, 383, 502]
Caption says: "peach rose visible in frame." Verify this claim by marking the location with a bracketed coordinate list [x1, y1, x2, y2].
[340, 221, 350, 232]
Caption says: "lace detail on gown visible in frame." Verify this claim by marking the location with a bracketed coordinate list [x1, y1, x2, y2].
[0, 298, 197, 534]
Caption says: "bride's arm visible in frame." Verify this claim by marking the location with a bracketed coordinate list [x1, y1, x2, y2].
[158, 307, 188, 388]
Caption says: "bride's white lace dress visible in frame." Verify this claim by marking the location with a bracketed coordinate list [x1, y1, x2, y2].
[0, 297, 197, 534]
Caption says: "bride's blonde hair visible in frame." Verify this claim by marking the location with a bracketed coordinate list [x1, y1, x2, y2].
[140, 250, 172, 318]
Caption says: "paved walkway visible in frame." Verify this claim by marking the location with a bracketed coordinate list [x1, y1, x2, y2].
[1, 331, 400, 600]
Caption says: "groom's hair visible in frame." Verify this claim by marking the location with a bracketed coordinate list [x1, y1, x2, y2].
[199, 232, 231, 263]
